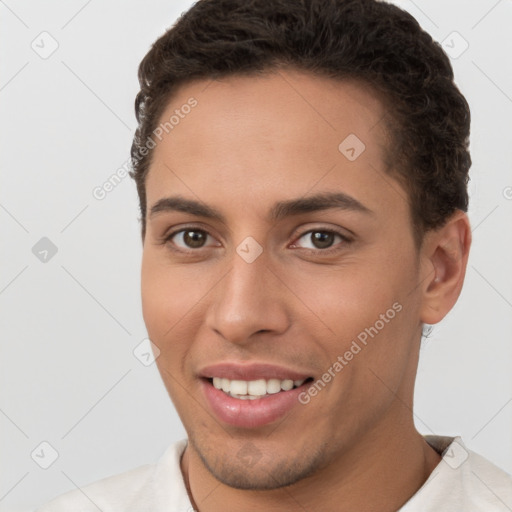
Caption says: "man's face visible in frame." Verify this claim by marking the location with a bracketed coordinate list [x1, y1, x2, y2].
[141, 70, 426, 489]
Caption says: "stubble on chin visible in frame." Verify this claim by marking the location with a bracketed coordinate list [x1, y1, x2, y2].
[187, 433, 331, 491]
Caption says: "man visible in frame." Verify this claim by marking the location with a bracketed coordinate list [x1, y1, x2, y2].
[36, 0, 512, 510]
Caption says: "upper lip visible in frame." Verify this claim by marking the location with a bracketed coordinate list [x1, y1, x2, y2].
[199, 362, 311, 381]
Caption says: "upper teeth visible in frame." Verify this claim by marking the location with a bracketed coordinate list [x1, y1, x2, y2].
[212, 377, 306, 399]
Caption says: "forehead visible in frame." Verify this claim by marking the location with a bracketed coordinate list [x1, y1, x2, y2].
[156, 69, 389, 159]
[146, 69, 405, 222]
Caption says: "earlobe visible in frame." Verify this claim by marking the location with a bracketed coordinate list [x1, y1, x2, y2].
[419, 211, 472, 325]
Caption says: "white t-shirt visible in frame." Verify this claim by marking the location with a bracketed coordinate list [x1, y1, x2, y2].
[35, 435, 512, 511]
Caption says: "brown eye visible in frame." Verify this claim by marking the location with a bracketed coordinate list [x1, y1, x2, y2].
[168, 229, 213, 250]
[182, 230, 207, 248]
[291, 229, 350, 253]
[297, 230, 340, 250]
[310, 231, 336, 249]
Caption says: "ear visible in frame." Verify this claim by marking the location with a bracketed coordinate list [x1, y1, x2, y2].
[419, 210, 472, 325]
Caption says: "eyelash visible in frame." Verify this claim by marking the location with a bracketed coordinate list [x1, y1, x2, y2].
[161, 226, 352, 256]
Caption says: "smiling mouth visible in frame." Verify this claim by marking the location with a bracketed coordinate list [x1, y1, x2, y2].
[207, 377, 314, 400]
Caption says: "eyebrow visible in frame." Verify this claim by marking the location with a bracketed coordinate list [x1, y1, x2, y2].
[148, 192, 374, 223]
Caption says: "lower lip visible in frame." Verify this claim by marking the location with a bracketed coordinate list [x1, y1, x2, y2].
[201, 379, 308, 428]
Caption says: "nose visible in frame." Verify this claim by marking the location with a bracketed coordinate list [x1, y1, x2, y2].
[205, 251, 290, 345]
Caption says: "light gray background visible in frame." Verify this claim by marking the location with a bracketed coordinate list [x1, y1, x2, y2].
[1, 1, 511, 510]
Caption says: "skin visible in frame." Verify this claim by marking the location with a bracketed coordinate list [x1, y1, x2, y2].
[140, 68, 471, 511]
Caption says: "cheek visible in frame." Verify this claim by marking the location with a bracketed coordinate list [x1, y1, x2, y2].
[141, 258, 169, 338]
[289, 262, 405, 335]
[141, 249, 189, 321]
[289, 253, 418, 378]
[141, 253, 203, 409]
[141, 253, 193, 347]
[140, 252, 220, 361]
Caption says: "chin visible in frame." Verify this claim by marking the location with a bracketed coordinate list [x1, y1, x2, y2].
[189, 433, 329, 490]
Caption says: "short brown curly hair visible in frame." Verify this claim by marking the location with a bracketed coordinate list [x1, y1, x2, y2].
[130, 0, 471, 246]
